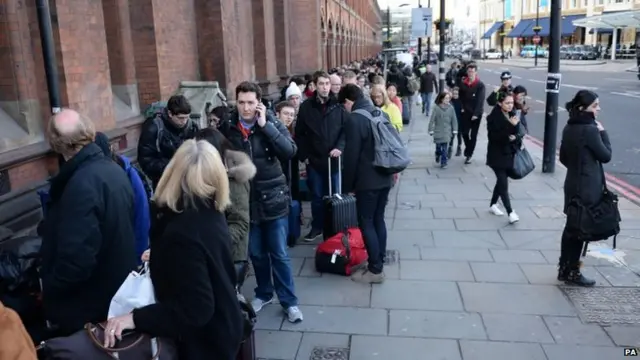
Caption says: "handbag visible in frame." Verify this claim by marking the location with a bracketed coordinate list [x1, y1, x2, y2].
[508, 145, 535, 180]
[565, 129, 621, 253]
[37, 322, 177, 360]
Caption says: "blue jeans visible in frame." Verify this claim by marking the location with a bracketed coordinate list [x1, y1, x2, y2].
[306, 165, 339, 231]
[355, 187, 391, 274]
[421, 92, 433, 115]
[249, 216, 298, 308]
[401, 97, 411, 124]
[435, 142, 449, 166]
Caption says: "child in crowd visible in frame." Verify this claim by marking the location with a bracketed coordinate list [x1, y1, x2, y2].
[429, 91, 458, 169]
[449, 87, 463, 157]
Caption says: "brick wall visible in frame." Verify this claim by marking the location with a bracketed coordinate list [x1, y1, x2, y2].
[289, 0, 321, 74]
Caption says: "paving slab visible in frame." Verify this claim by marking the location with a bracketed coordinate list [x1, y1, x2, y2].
[459, 340, 548, 360]
[432, 230, 507, 249]
[349, 336, 461, 360]
[294, 276, 371, 307]
[470, 262, 529, 283]
[604, 325, 640, 347]
[421, 248, 493, 262]
[481, 313, 554, 343]
[543, 316, 614, 346]
[400, 260, 475, 281]
[370, 280, 463, 311]
[255, 330, 302, 360]
[280, 305, 387, 335]
[489, 249, 548, 264]
[295, 333, 350, 360]
[542, 344, 625, 360]
[389, 310, 486, 340]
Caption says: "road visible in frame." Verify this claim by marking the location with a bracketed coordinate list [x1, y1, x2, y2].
[476, 62, 640, 192]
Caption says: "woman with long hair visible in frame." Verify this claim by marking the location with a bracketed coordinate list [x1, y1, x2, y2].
[370, 84, 403, 132]
[103, 139, 244, 360]
[486, 91, 521, 224]
[558, 90, 611, 286]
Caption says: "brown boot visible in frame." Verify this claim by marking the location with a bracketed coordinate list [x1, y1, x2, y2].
[351, 268, 385, 284]
[565, 261, 595, 287]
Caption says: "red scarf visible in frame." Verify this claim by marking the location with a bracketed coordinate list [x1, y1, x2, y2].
[463, 76, 479, 87]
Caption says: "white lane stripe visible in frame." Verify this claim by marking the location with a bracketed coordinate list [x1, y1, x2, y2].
[526, 78, 597, 90]
[604, 78, 637, 82]
[611, 91, 640, 99]
[512, 75, 522, 79]
[529, 79, 545, 83]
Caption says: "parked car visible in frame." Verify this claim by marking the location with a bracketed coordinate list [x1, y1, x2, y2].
[520, 45, 548, 58]
[470, 49, 483, 60]
[571, 45, 598, 60]
[484, 48, 502, 60]
[560, 45, 572, 59]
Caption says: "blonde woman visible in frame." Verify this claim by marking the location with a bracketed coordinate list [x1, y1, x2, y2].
[370, 84, 403, 132]
[104, 139, 244, 360]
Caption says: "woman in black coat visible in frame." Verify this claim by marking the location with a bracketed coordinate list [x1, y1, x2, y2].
[558, 90, 611, 287]
[103, 139, 244, 360]
[486, 91, 523, 224]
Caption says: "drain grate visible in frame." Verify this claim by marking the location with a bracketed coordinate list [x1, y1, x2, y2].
[561, 286, 640, 325]
[309, 346, 350, 360]
[385, 249, 400, 265]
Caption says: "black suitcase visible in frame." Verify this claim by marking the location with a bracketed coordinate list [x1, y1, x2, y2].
[323, 157, 358, 240]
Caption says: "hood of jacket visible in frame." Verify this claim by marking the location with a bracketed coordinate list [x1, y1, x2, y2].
[225, 150, 256, 183]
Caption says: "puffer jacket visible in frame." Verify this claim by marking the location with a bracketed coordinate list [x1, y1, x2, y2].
[137, 110, 199, 188]
[428, 103, 458, 144]
[223, 150, 256, 262]
[221, 110, 297, 223]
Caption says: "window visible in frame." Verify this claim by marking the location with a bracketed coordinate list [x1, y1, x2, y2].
[570, 0, 577, 8]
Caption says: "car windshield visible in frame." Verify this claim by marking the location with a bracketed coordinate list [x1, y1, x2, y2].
[584, 45, 594, 51]
[574, 45, 584, 51]
[488, 49, 497, 52]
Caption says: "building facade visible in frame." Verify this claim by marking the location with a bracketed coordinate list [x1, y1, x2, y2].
[0, 0, 382, 233]
[479, 0, 640, 54]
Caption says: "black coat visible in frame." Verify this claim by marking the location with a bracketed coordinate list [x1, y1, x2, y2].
[221, 111, 297, 223]
[137, 111, 199, 188]
[295, 94, 347, 173]
[485, 106, 522, 169]
[458, 78, 486, 120]
[39, 143, 137, 335]
[342, 97, 394, 193]
[387, 71, 411, 97]
[419, 72, 438, 94]
[559, 112, 612, 213]
[133, 201, 243, 360]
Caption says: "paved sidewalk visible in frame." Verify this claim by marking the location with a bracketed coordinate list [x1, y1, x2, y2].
[243, 110, 640, 360]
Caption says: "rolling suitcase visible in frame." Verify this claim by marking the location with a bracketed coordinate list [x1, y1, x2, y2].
[322, 157, 358, 240]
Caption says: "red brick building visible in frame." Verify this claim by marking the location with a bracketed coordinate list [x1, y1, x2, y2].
[0, 0, 381, 232]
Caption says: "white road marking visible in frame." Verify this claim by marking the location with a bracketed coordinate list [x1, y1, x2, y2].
[563, 84, 597, 90]
[512, 75, 522, 79]
[604, 78, 637, 82]
[529, 79, 545, 83]
[611, 91, 640, 99]
[535, 99, 544, 104]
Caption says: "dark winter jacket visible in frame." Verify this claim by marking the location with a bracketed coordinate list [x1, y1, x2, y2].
[137, 110, 199, 188]
[224, 150, 256, 263]
[134, 200, 243, 360]
[387, 70, 411, 97]
[458, 77, 486, 120]
[485, 106, 523, 169]
[419, 71, 438, 94]
[39, 143, 137, 335]
[295, 93, 348, 173]
[221, 111, 297, 223]
[559, 112, 612, 214]
[342, 96, 394, 193]
[445, 68, 458, 88]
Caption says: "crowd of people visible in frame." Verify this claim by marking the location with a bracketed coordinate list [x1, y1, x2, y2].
[0, 53, 614, 359]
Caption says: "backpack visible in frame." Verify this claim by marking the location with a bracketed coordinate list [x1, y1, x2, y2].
[353, 108, 410, 174]
[408, 76, 420, 93]
[143, 102, 167, 153]
[131, 161, 154, 200]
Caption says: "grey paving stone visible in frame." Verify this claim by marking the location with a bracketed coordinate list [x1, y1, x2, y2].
[400, 260, 475, 281]
[474, 207, 539, 221]
[453, 200, 493, 208]
[499, 230, 563, 250]
[445, 191, 493, 200]
[397, 193, 447, 204]
[433, 207, 479, 219]
[253, 303, 285, 330]
[432, 230, 507, 249]
[490, 249, 548, 264]
[389, 310, 486, 340]
[294, 276, 371, 307]
[604, 325, 640, 347]
[459, 282, 577, 316]
[383, 262, 400, 279]
[397, 184, 427, 194]
[454, 218, 512, 231]
[350, 335, 461, 360]
[393, 218, 456, 230]
[507, 218, 566, 231]
[290, 257, 304, 276]
[427, 184, 491, 195]
[543, 316, 613, 346]
[280, 305, 387, 335]
[481, 313, 554, 343]
[421, 248, 493, 262]
[529, 206, 565, 219]
[520, 264, 611, 286]
[542, 344, 623, 360]
[371, 279, 463, 311]
[394, 209, 434, 219]
[255, 330, 302, 360]
[595, 265, 640, 287]
[299, 258, 322, 277]
[288, 245, 317, 258]
[295, 332, 350, 360]
[470, 263, 529, 283]
[460, 340, 547, 360]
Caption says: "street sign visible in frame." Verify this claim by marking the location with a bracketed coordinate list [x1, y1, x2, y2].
[545, 73, 561, 93]
[533, 35, 541, 44]
[411, 7, 433, 38]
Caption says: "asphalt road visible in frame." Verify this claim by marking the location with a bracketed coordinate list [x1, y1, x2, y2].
[476, 62, 640, 190]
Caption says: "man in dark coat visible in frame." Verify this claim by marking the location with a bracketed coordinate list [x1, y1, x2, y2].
[338, 84, 394, 285]
[457, 63, 486, 164]
[39, 109, 137, 336]
[220, 81, 303, 324]
[558, 91, 611, 287]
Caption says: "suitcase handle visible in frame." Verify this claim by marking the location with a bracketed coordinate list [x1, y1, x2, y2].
[327, 156, 342, 196]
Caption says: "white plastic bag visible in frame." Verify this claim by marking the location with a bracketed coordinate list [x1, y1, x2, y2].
[414, 93, 422, 106]
[108, 263, 155, 319]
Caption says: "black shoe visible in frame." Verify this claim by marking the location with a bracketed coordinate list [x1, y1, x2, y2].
[447, 146, 453, 159]
[557, 262, 569, 281]
[455, 146, 462, 157]
[464, 157, 472, 164]
[435, 155, 440, 163]
[565, 264, 596, 287]
[304, 229, 322, 242]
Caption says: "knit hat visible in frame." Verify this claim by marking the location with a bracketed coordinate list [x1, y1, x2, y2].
[500, 71, 512, 80]
[285, 82, 302, 99]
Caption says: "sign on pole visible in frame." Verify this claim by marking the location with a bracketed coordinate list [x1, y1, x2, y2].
[411, 7, 433, 38]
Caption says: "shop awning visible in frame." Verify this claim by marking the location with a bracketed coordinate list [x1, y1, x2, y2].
[561, 15, 585, 36]
[522, 17, 550, 37]
[574, 10, 640, 29]
[481, 21, 504, 39]
[506, 19, 534, 38]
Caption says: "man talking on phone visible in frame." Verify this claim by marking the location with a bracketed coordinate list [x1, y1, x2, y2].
[221, 81, 304, 324]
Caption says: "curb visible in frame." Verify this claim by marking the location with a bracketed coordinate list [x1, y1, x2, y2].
[523, 135, 640, 205]
[479, 60, 607, 69]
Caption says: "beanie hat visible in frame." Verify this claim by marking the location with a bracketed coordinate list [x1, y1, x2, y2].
[500, 71, 512, 80]
[285, 82, 302, 99]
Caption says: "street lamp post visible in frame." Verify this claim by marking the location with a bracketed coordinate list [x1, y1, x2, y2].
[427, 0, 431, 63]
[438, 0, 446, 90]
[542, 0, 561, 173]
[500, 0, 505, 63]
[533, 0, 541, 66]
[418, 0, 422, 59]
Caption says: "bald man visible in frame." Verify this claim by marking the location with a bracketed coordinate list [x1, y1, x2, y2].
[40, 109, 137, 336]
[329, 74, 342, 96]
